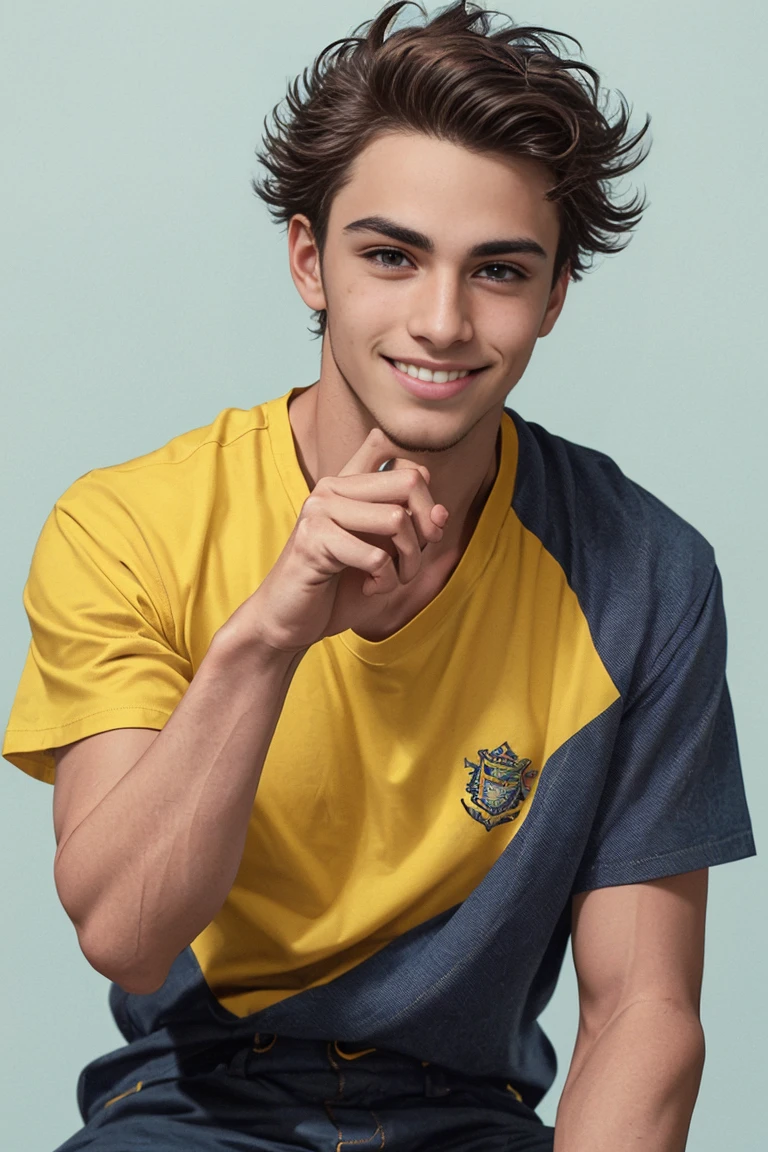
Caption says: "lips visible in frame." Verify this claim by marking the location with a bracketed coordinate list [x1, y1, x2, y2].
[384, 356, 484, 400]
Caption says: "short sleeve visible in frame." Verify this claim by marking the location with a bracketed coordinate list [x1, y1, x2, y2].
[2, 473, 192, 784]
[573, 562, 756, 892]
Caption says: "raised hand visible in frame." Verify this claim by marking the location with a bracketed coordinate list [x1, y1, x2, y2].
[224, 428, 449, 654]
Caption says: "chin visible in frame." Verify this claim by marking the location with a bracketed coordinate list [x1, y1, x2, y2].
[370, 407, 481, 456]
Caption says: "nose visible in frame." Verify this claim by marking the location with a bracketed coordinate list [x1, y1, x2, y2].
[406, 266, 474, 350]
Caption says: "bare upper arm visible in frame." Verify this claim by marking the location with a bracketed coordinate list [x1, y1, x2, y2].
[52, 728, 161, 855]
[570, 869, 709, 1039]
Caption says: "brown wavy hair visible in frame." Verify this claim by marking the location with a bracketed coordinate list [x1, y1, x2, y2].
[252, 0, 651, 338]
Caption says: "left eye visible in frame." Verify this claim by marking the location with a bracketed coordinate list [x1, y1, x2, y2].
[477, 263, 522, 282]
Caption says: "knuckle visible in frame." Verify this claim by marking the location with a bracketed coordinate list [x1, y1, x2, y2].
[372, 548, 391, 570]
[312, 476, 332, 497]
[390, 506, 408, 531]
[301, 494, 325, 519]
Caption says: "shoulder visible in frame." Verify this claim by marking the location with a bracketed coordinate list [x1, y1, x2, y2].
[507, 407, 714, 570]
[55, 404, 270, 519]
[32, 403, 273, 618]
[506, 408, 717, 691]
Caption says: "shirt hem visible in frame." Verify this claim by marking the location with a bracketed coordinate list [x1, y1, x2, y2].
[3, 706, 175, 784]
[571, 829, 757, 892]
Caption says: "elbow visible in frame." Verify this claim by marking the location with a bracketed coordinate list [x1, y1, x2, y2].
[78, 926, 171, 994]
[108, 967, 169, 997]
[67, 904, 171, 994]
[54, 850, 170, 995]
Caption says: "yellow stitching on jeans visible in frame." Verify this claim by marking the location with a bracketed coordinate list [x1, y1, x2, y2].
[326, 1102, 385, 1150]
[252, 1032, 277, 1053]
[333, 1040, 377, 1061]
[326, 1047, 384, 1149]
[103, 1081, 143, 1108]
[326, 1042, 345, 1099]
[506, 1082, 523, 1102]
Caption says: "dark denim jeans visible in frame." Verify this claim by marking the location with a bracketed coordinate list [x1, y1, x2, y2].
[55, 1032, 555, 1150]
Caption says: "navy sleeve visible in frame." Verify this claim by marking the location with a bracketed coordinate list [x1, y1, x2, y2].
[572, 563, 756, 893]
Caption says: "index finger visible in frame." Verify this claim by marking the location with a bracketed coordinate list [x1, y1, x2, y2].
[338, 427, 429, 484]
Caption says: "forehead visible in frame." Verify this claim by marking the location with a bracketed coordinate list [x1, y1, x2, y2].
[328, 131, 559, 252]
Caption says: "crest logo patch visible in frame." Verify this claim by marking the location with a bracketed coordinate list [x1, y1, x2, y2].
[462, 741, 538, 831]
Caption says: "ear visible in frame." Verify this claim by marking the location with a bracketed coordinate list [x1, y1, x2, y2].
[537, 262, 570, 338]
[287, 214, 327, 313]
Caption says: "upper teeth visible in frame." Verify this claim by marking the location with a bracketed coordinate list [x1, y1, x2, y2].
[393, 360, 473, 383]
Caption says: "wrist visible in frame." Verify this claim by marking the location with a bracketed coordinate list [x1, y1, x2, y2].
[210, 616, 310, 673]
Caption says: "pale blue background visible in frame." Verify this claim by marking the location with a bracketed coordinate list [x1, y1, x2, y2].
[1, 1, 764, 1148]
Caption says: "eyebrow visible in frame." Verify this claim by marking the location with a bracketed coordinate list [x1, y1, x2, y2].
[342, 215, 548, 261]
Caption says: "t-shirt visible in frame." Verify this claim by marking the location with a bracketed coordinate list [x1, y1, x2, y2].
[2, 386, 756, 1107]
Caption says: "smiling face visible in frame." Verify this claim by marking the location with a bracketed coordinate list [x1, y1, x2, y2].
[288, 131, 568, 455]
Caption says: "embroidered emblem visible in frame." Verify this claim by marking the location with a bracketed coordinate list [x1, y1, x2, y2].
[462, 741, 538, 831]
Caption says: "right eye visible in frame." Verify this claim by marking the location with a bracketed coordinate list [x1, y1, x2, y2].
[364, 248, 414, 270]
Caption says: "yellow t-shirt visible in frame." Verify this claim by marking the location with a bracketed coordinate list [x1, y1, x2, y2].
[3, 387, 618, 1017]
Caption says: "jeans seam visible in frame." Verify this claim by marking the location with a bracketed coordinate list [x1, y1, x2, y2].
[324, 1102, 385, 1151]
[326, 1040, 345, 1100]
[325, 1042, 384, 1150]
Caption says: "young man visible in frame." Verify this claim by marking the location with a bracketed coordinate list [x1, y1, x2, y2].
[2, 3, 756, 1150]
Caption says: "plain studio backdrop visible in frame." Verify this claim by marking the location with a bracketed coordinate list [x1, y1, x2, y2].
[1, 1, 764, 1148]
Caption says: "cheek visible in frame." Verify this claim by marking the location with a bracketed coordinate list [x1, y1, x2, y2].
[484, 294, 544, 354]
[336, 277, 395, 333]
[326, 280, 388, 358]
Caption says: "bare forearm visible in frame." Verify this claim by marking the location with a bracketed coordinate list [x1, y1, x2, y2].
[554, 1001, 705, 1151]
[54, 630, 304, 991]
[52, 433, 446, 991]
